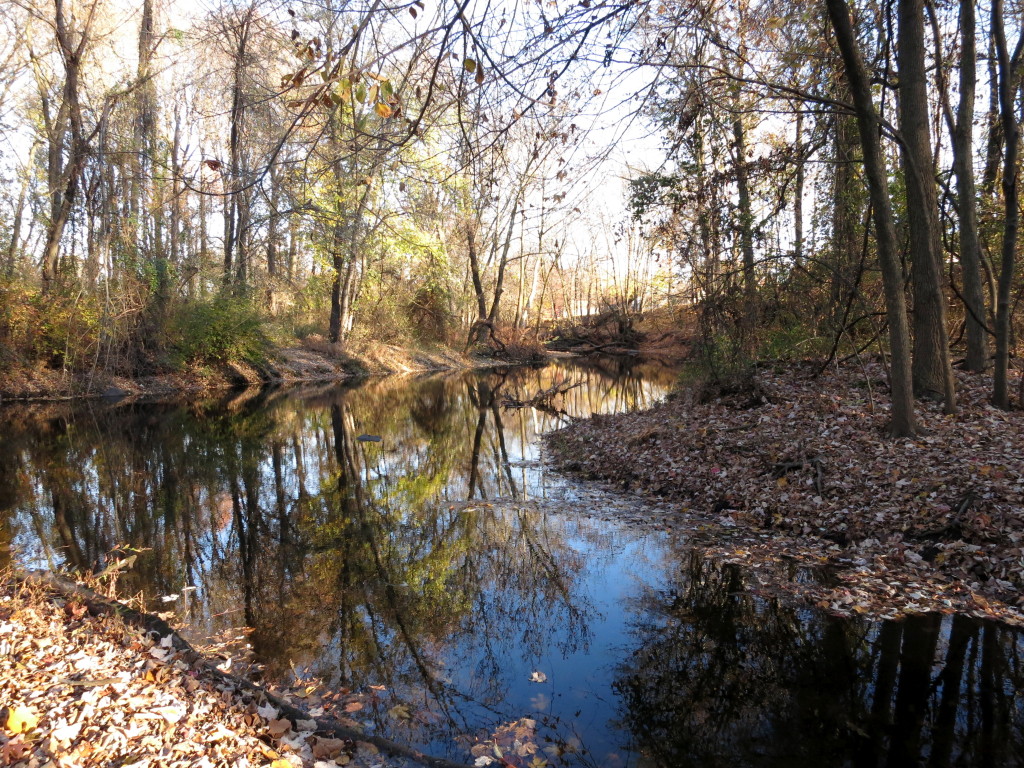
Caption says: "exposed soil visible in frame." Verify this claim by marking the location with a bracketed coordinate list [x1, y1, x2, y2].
[546, 360, 1024, 625]
[0, 340, 531, 403]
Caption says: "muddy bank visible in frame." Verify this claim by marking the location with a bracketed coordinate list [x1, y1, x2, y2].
[547, 360, 1024, 623]
[0, 340, 535, 402]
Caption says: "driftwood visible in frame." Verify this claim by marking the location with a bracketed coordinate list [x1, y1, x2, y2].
[19, 570, 474, 768]
[501, 381, 581, 409]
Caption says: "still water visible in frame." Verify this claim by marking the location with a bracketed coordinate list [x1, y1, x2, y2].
[1, 359, 1022, 767]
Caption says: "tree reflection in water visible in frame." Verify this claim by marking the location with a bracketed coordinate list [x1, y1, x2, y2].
[3, 359, 1021, 766]
[615, 551, 1024, 767]
[0, 361, 669, 756]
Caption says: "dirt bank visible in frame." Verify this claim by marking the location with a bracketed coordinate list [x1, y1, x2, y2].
[0, 571, 485, 768]
[547, 360, 1024, 625]
[0, 340, 532, 402]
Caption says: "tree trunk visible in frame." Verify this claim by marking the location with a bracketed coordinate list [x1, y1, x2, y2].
[830, 89, 862, 328]
[793, 109, 804, 266]
[466, 218, 489, 345]
[992, 0, 1019, 409]
[487, 199, 519, 324]
[5, 155, 33, 277]
[224, 9, 251, 288]
[733, 114, 757, 310]
[983, 34, 1003, 198]
[953, 0, 988, 372]
[826, 0, 917, 436]
[267, 167, 280, 279]
[41, 0, 88, 293]
[898, 0, 956, 412]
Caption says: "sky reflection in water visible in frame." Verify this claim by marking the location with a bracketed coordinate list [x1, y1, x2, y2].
[1, 359, 1022, 767]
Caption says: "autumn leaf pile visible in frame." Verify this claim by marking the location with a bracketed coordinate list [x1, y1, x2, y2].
[548, 362, 1024, 622]
[0, 579, 384, 768]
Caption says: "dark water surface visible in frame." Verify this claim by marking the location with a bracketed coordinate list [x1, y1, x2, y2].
[1, 359, 1022, 767]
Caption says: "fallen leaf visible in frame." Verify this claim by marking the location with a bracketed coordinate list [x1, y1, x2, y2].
[2, 706, 39, 734]
[267, 718, 292, 739]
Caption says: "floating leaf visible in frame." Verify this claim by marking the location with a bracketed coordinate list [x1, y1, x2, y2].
[388, 704, 411, 720]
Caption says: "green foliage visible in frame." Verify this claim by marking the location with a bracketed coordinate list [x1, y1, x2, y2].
[0, 280, 102, 370]
[166, 297, 271, 366]
[758, 319, 829, 361]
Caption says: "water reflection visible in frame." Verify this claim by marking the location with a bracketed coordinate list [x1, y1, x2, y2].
[2, 359, 1023, 766]
[617, 551, 1024, 767]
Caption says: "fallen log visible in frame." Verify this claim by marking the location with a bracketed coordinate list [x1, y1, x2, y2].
[18, 569, 474, 768]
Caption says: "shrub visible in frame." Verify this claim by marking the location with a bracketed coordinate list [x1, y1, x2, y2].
[0, 281, 103, 370]
[167, 297, 270, 366]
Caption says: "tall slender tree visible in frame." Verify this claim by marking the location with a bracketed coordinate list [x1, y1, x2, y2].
[826, 0, 916, 436]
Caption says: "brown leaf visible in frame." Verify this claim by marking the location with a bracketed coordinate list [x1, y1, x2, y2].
[267, 717, 292, 739]
[312, 737, 348, 759]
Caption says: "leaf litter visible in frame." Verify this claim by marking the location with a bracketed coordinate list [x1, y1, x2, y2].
[547, 362, 1024, 626]
[0, 575, 414, 768]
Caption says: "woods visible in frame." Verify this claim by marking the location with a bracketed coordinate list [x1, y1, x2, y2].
[6, 1, 1024, 763]
[0, 0, 1021, 420]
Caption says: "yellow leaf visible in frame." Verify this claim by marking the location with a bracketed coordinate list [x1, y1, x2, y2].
[271, 760, 292, 768]
[776, 476, 788, 488]
[375, 102, 393, 118]
[2, 707, 39, 734]
[388, 704, 411, 721]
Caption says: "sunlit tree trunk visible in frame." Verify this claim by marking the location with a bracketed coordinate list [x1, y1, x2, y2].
[826, 0, 917, 436]
[40, 0, 89, 293]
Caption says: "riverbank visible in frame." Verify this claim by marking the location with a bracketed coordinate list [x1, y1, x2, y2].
[0, 572, 474, 768]
[547, 360, 1024, 625]
[0, 339, 534, 403]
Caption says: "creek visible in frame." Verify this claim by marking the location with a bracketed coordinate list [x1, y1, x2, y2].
[1, 358, 1022, 767]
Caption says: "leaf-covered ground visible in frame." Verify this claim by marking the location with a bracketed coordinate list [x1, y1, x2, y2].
[547, 361, 1024, 624]
[0, 577, 407, 768]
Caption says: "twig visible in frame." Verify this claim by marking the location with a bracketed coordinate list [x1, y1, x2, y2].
[18, 570, 474, 768]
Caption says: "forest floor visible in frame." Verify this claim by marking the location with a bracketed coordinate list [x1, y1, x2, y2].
[0, 573, 475, 768]
[547, 359, 1024, 626]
